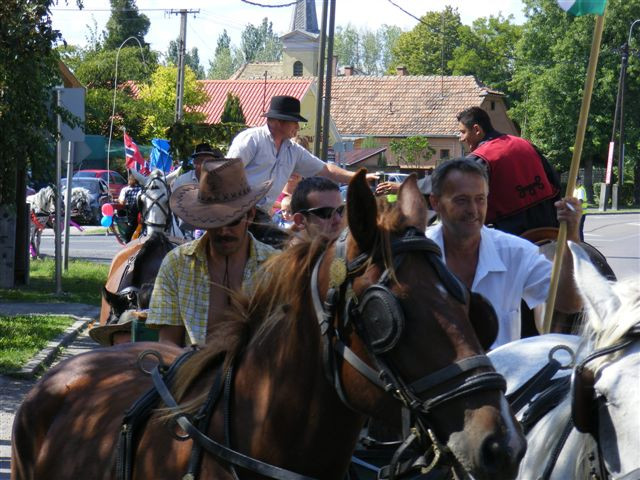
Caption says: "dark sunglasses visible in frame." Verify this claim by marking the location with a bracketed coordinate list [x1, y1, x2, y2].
[300, 204, 345, 220]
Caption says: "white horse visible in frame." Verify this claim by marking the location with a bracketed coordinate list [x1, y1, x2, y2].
[490, 242, 640, 480]
[26, 186, 56, 258]
[129, 167, 183, 238]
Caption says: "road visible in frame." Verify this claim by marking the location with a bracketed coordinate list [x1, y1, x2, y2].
[39, 213, 640, 279]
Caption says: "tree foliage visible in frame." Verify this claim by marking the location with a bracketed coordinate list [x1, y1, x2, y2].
[0, 0, 68, 204]
[221, 93, 246, 124]
[103, 0, 150, 50]
[449, 14, 522, 97]
[137, 65, 208, 139]
[166, 40, 205, 79]
[389, 136, 435, 167]
[391, 7, 463, 75]
[208, 30, 242, 79]
[334, 24, 403, 75]
[240, 18, 282, 63]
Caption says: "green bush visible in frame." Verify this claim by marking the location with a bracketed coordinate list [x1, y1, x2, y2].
[592, 182, 636, 207]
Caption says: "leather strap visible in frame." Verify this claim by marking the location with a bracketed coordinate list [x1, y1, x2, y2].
[409, 355, 493, 395]
[151, 367, 317, 480]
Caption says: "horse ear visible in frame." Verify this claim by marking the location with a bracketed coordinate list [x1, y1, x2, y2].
[568, 241, 619, 330]
[346, 169, 378, 253]
[102, 287, 127, 315]
[397, 174, 427, 232]
[129, 168, 147, 186]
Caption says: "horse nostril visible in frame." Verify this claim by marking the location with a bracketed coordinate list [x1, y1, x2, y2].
[481, 436, 510, 473]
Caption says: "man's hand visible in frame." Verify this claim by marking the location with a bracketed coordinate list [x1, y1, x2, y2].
[366, 172, 380, 183]
[375, 181, 401, 196]
[555, 197, 582, 241]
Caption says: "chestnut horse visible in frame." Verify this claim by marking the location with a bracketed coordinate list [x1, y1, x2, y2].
[12, 172, 525, 480]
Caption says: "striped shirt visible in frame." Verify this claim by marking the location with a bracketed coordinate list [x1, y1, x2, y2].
[146, 232, 278, 346]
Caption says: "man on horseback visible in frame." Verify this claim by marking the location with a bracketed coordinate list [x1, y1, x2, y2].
[426, 158, 582, 348]
[146, 158, 278, 347]
[456, 106, 561, 235]
[226, 95, 377, 241]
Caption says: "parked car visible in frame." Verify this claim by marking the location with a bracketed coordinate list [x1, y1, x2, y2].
[60, 177, 109, 225]
[376, 172, 410, 184]
[74, 169, 127, 200]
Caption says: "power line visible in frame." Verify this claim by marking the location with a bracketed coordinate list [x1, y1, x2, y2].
[51, 8, 170, 12]
[385, 0, 427, 27]
[239, 0, 300, 7]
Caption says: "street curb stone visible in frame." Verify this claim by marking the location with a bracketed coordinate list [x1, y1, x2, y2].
[14, 316, 91, 379]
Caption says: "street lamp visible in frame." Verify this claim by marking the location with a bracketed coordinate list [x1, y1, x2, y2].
[106, 36, 147, 180]
[607, 19, 640, 210]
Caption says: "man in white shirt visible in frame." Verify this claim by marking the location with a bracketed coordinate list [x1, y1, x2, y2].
[425, 158, 582, 348]
[227, 95, 376, 215]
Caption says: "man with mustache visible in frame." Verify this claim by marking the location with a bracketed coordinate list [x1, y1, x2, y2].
[146, 158, 278, 347]
[426, 158, 582, 348]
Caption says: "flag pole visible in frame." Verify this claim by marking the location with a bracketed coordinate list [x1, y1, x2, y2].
[543, 13, 606, 334]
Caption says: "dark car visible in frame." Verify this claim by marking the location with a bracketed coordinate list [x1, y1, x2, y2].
[61, 177, 109, 225]
[74, 169, 127, 200]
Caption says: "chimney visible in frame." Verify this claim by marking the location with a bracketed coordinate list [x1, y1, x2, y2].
[344, 66, 353, 76]
[332, 55, 338, 77]
[396, 66, 408, 76]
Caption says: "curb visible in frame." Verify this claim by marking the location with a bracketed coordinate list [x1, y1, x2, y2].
[13, 316, 92, 379]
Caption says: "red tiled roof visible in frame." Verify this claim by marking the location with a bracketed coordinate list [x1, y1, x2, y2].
[195, 78, 313, 126]
[330, 75, 503, 137]
[335, 147, 386, 166]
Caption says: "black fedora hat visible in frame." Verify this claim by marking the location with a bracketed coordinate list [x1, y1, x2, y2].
[191, 142, 224, 159]
[262, 95, 308, 123]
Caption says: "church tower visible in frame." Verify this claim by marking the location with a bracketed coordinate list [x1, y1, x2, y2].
[281, 0, 320, 77]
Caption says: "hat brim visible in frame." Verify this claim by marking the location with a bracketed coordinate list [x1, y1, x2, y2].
[170, 179, 272, 229]
[89, 318, 133, 346]
[262, 111, 308, 123]
[192, 150, 222, 158]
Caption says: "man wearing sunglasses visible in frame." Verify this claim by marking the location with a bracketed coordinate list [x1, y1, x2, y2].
[290, 177, 344, 240]
[147, 158, 278, 347]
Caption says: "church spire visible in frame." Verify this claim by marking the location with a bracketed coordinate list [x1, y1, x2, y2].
[289, 0, 319, 34]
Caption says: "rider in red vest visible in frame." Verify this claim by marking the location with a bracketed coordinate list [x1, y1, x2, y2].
[457, 107, 561, 235]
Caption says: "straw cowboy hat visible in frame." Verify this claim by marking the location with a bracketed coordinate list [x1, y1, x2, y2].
[170, 158, 272, 229]
[262, 95, 308, 123]
[89, 310, 145, 346]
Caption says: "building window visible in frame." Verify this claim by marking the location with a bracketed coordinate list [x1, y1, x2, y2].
[491, 101, 496, 110]
[440, 149, 450, 160]
[293, 61, 303, 76]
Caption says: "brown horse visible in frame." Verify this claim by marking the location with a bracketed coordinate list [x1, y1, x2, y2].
[12, 172, 526, 480]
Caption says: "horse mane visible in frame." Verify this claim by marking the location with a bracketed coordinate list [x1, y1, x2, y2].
[168, 200, 408, 412]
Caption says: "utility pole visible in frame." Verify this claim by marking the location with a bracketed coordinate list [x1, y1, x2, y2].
[169, 9, 199, 122]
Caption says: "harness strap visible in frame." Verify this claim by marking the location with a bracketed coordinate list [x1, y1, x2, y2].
[409, 355, 493, 394]
[150, 367, 318, 480]
[507, 358, 563, 414]
[540, 418, 574, 480]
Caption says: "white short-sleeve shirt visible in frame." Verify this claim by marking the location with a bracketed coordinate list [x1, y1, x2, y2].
[426, 225, 551, 348]
[227, 125, 325, 211]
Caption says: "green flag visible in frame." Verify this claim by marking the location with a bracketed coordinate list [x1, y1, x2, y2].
[558, 0, 607, 15]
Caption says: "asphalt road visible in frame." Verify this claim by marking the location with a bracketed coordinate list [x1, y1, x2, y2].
[39, 213, 639, 278]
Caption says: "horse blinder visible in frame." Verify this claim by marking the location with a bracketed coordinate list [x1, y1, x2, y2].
[571, 366, 598, 436]
[468, 292, 499, 352]
[353, 285, 405, 355]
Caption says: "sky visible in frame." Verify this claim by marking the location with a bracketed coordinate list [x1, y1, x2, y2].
[51, 0, 527, 68]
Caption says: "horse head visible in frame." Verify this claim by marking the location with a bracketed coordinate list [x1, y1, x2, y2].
[130, 168, 172, 235]
[310, 171, 525, 479]
[569, 242, 640, 479]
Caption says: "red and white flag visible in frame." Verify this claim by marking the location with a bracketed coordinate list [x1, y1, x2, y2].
[124, 132, 148, 174]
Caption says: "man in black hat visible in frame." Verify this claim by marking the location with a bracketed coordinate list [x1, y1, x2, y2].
[172, 142, 224, 190]
[227, 95, 376, 223]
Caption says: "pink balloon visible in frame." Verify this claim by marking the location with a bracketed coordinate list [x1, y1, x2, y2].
[101, 203, 114, 217]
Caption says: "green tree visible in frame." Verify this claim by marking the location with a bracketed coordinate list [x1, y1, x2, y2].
[166, 41, 205, 79]
[240, 18, 282, 63]
[208, 30, 241, 79]
[449, 14, 522, 96]
[220, 93, 246, 124]
[0, 0, 67, 204]
[137, 65, 208, 138]
[389, 136, 435, 167]
[390, 6, 463, 75]
[333, 24, 403, 75]
[103, 0, 150, 51]
[378, 25, 403, 74]
[334, 24, 360, 69]
[509, 0, 640, 204]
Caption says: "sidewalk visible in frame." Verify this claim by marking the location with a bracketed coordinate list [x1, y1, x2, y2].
[0, 302, 101, 480]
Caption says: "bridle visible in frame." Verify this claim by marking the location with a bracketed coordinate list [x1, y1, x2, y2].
[139, 174, 172, 230]
[311, 228, 507, 452]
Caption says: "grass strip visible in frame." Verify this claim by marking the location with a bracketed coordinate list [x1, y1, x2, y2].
[0, 258, 108, 306]
[0, 314, 76, 374]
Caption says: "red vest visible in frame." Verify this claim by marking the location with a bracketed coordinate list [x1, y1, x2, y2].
[473, 135, 558, 223]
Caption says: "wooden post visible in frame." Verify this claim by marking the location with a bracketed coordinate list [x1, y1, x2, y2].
[543, 14, 606, 334]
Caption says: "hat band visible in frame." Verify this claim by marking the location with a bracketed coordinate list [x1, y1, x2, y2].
[198, 185, 252, 203]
